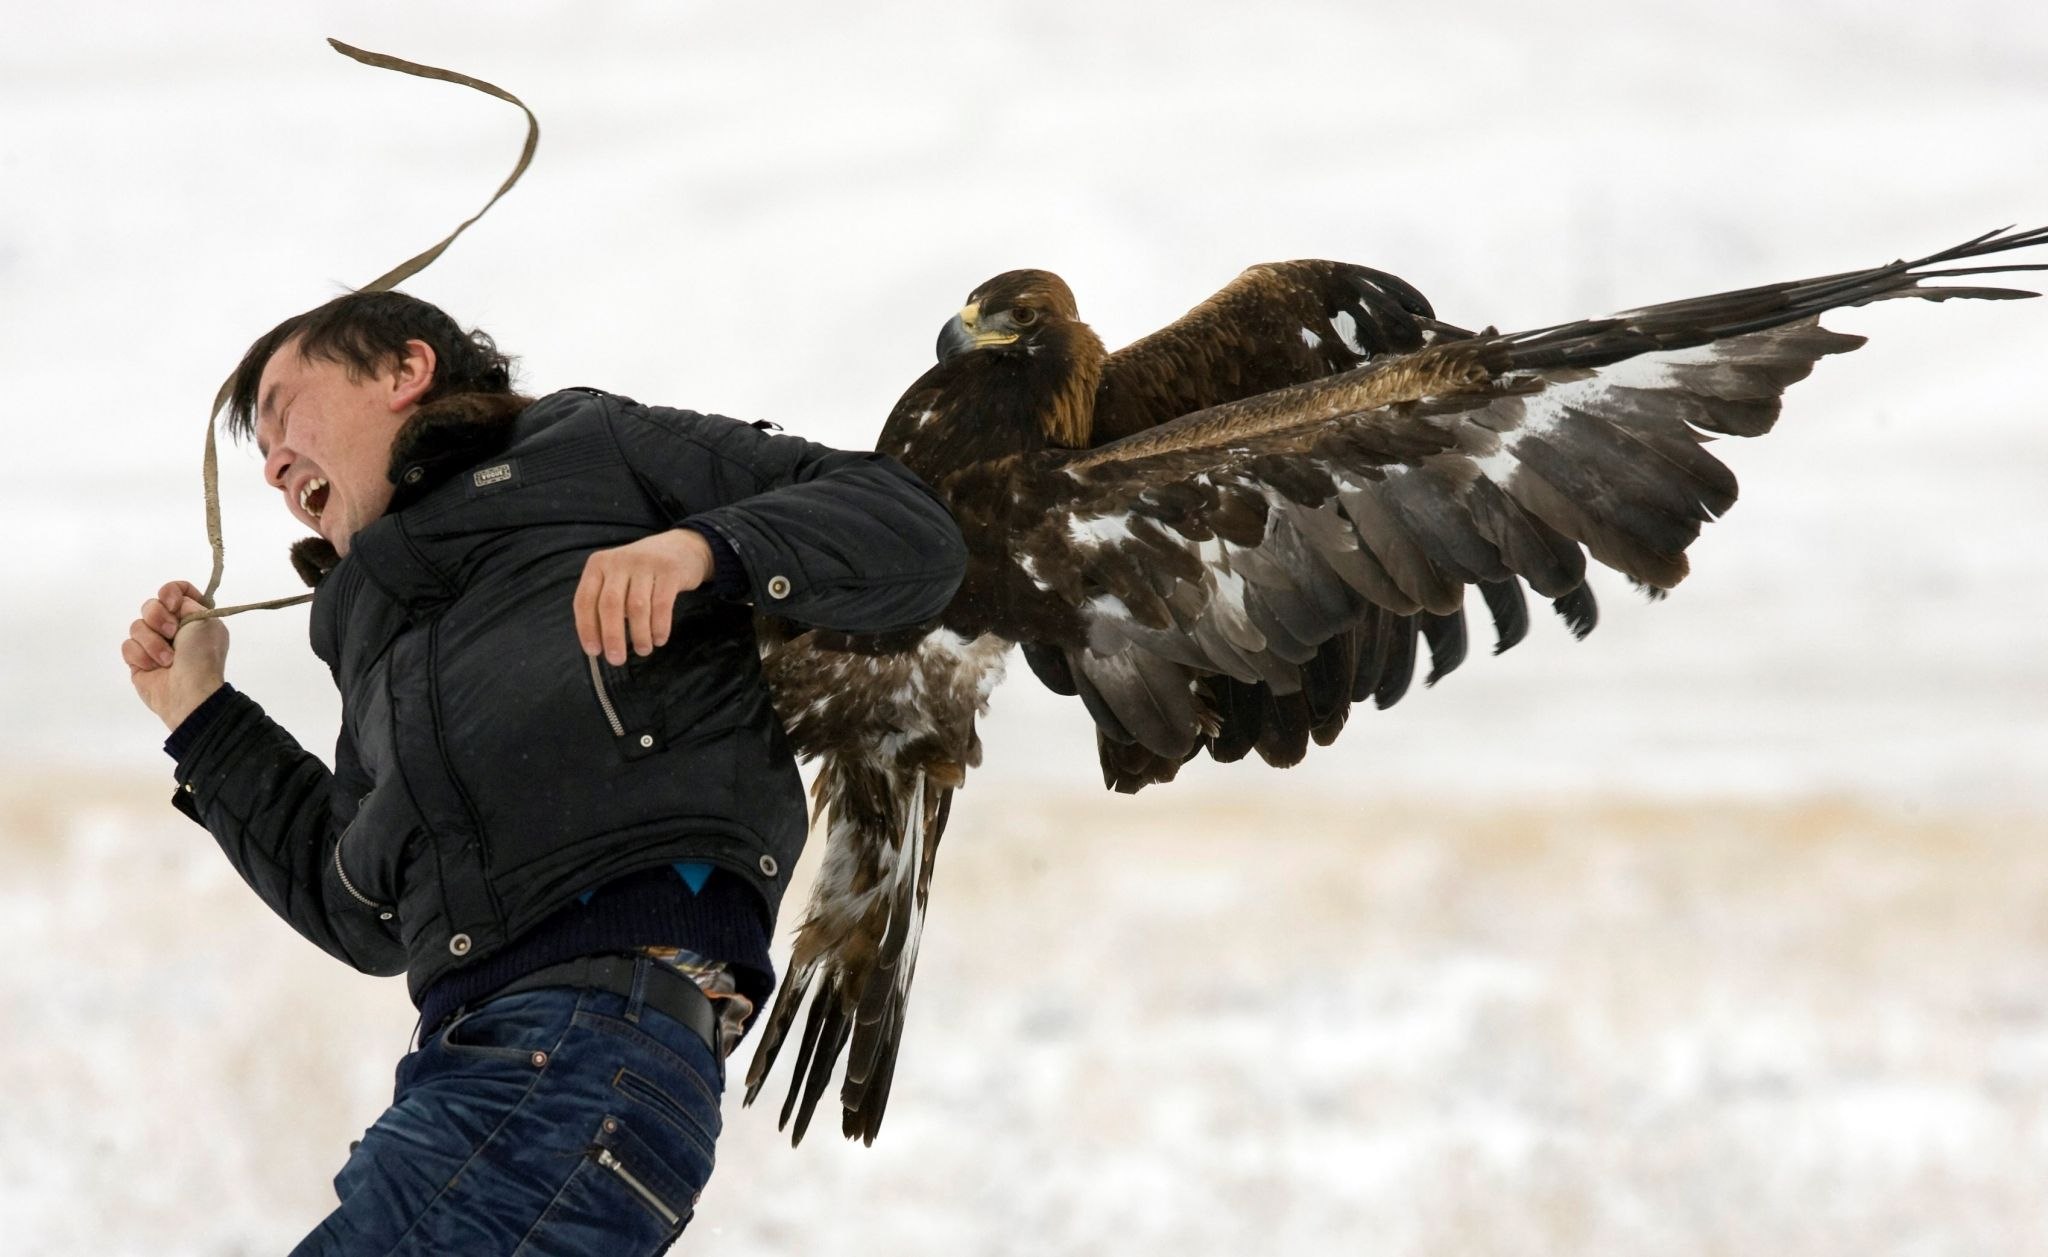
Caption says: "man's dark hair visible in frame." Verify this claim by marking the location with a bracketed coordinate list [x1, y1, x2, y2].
[225, 290, 516, 440]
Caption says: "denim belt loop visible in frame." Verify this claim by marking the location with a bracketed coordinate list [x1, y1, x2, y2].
[625, 954, 651, 1024]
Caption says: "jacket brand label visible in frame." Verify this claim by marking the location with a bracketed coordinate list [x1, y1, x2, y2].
[472, 463, 515, 488]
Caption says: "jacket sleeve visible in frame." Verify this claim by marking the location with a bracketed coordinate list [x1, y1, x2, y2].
[169, 688, 407, 976]
[606, 401, 968, 633]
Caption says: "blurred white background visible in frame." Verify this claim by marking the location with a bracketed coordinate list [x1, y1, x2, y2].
[3, 3, 2045, 1253]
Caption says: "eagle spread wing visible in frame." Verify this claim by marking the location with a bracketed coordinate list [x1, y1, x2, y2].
[746, 225, 2048, 1146]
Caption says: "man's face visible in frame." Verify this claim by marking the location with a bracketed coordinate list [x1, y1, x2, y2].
[253, 336, 434, 556]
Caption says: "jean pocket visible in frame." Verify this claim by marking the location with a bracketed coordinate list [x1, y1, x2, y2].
[575, 1006, 723, 1108]
[516, 1116, 703, 1254]
[589, 1114, 705, 1232]
[437, 990, 569, 1067]
[611, 1066, 719, 1163]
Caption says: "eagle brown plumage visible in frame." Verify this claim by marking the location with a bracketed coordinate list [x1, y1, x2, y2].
[744, 226, 2048, 1146]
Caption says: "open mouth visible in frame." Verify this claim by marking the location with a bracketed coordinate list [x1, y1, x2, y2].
[298, 477, 331, 521]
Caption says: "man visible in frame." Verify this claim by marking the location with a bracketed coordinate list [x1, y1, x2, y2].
[121, 291, 967, 1254]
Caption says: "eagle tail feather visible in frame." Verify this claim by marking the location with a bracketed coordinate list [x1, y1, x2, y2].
[742, 757, 950, 1147]
[745, 957, 815, 1114]
[783, 982, 849, 1144]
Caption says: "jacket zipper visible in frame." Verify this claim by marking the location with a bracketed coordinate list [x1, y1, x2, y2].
[332, 839, 390, 915]
[595, 1147, 680, 1226]
[587, 655, 626, 737]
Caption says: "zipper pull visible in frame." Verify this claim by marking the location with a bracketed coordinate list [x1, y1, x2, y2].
[594, 1146, 681, 1226]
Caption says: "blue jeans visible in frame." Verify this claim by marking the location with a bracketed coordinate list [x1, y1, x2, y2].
[292, 962, 721, 1255]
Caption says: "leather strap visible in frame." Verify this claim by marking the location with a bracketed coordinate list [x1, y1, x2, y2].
[479, 954, 719, 1055]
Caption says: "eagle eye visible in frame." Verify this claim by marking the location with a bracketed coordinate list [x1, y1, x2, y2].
[1011, 306, 1037, 326]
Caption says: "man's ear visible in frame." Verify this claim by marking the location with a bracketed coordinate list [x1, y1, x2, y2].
[387, 338, 438, 411]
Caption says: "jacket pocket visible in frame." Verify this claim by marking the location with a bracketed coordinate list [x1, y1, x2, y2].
[586, 654, 668, 761]
[330, 820, 397, 922]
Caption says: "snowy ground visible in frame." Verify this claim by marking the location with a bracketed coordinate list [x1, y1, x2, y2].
[7, 783, 2047, 1255]
[4, 2, 2047, 1253]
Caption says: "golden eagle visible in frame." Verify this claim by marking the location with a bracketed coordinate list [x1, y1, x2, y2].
[744, 226, 2048, 1145]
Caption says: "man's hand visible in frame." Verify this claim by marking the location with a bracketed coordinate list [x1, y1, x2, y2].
[123, 580, 229, 732]
[573, 528, 717, 665]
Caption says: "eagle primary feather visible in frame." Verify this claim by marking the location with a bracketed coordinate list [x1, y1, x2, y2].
[745, 225, 2048, 1145]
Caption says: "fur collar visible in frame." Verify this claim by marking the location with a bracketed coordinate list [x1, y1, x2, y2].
[290, 391, 533, 587]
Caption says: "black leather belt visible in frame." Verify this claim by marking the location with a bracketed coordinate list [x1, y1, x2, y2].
[477, 953, 719, 1055]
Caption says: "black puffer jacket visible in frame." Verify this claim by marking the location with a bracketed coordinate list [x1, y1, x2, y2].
[172, 388, 966, 1001]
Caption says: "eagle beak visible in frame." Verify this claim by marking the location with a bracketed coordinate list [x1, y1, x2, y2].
[936, 301, 1018, 364]
[937, 311, 976, 364]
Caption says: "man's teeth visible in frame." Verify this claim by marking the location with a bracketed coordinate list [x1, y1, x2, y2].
[298, 477, 328, 519]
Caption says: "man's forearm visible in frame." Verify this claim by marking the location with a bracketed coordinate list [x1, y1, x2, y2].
[171, 689, 406, 976]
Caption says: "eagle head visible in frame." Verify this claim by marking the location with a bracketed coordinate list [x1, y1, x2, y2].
[936, 270, 1081, 362]
[936, 270, 1104, 448]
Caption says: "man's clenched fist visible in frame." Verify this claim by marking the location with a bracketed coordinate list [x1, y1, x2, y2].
[123, 579, 228, 731]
